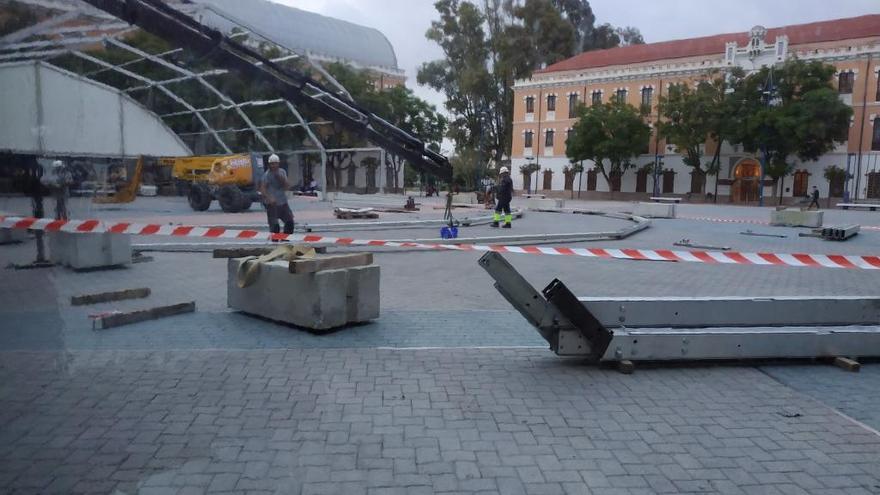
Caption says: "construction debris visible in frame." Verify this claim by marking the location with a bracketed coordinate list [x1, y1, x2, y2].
[740, 229, 787, 238]
[811, 224, 860, 241]
[92, 301, 195, 329]
[334, 207, 379, 219]
[72, 287, 151, 306]
[674, 239, 731, 251]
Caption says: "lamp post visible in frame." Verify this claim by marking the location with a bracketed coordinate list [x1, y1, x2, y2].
[525, 156, 534, 195]
[845, 152, 855, 203]
[758, 66, 781, 207]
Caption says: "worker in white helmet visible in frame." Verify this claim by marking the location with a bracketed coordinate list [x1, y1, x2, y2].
[259, 154, 294, 239]
[40, 159, 73, 220]
[491, 166, 513, 228]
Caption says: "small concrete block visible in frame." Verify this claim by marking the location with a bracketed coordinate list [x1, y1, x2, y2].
[49, 231, 132, 270]
[833, 357, 860, 372]
[633, 202, 676, 219]
[0, 227, 27, 244]
[770, 209, 823, 228]
[227, 258, 380, 331]
[524, 198, 565, 210]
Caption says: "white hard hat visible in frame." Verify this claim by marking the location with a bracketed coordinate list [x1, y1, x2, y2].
[499, 166, 509, 174]
[52, 160, 63, 168]
[268, 154, 280, 163]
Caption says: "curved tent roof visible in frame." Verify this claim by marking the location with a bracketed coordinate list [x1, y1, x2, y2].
[190, 0, 400, 73]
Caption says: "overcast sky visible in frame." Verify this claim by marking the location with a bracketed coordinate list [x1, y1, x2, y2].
[276, 0, 878, 112]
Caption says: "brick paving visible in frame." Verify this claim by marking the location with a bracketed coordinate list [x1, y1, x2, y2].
[2, 198, 880, 493]
[1, 349, 879, 495]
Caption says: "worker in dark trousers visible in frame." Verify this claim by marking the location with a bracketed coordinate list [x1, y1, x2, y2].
[41, 160, 73, 220]
[260, 154, 294, 240]
[491, 166, 513, 228]
[807, 185, 821, 210]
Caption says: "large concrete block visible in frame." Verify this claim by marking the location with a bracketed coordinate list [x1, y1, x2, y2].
[523, 198, 565, 210]
[633, 202, 676, 218]
[770, 209, 823, 228]
[227, 258, 380, 331]
[0, 227, 27, 244]
[48, 231, 132, 270]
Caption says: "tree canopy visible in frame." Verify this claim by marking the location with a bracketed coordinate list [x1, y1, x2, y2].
[566, 100, 651, 188]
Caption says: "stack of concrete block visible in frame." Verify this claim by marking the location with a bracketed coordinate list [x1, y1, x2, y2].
[523, 197, 565, 210]
[633, 202, 676, 219]
[770, 208, 823, 228]
[48, 231, 132, 270]
[227, 253, 380, 332]
[0, 227, 27, 244]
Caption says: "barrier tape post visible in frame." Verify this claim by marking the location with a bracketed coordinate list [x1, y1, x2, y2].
[2, 215, 878, 270]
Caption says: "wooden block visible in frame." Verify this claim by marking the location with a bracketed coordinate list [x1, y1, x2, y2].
[833, 357, 860, 372]
[72, 287, 151, 306]
[617, 360, 635, 374]
[97, 301, 195, 329]
[289, 253, 373, 274]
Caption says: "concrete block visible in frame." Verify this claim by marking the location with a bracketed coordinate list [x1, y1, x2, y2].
[770, 209, 823, 228]
[523, 198, 565, 210]
[454, 192, 479, 204]
[633, 202, 676, 219]
[0, 227, 27, 244]
[138, 185, 158, 196]
[227, 258, 380, 331]
[48, 231, 132, 270]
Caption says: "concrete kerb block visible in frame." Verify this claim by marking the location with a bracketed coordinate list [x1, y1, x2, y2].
[48, 231, 132, 270]
[633, 202, 676, 219]
[770, 209, 823, 228]
[227, 257, 380, 332]
[523, 198, 565, 210]
[0, 227, 27, 244]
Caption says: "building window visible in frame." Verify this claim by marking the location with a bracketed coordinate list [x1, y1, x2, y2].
[872, 117, 880, 151]
[591, 90, 602, 106]
[568, 94, 578, 118]
[566, 129, 574, 150]
[615, 88, 627, 103]
[525, 96, 534, 114]
[839, 72, 854, 94]
[524, 130, 533, 148]
[876, 75, 880, 101]
[546, 95, 556, 112]
[641, 87, 653, 110]
[545, 129, 555, 147]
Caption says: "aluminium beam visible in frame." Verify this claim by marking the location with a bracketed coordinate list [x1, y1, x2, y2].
[479, 251, 880, 364]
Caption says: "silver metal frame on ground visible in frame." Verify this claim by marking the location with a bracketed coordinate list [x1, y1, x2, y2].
[479, 251, 880, 364]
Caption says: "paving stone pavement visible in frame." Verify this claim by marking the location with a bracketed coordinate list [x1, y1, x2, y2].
[3, 198, 880, 494]
[1, 349, 880, 495]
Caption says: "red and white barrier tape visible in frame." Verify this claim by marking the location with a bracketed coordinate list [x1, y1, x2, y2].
[2, 215, 878, 270]
[680, 215, 880, 231]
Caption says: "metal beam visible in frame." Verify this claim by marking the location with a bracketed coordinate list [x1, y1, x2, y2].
[70, 50, 231, 153]
[104, 37, 274, 152]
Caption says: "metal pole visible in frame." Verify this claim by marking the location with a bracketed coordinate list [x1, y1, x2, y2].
[845, 153, 854, 203]
[577, 160, 583, 199]
[759, 148, 766, 207]
[652, 154, 660, 196]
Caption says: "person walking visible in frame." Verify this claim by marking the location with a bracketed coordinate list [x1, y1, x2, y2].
[491, 166, 513, 228]
[260, 154, 294, 239]
[807, 185, 821, 210]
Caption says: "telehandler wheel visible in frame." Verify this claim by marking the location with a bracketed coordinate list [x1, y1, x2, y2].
[187, 183, 212, 211]
[218, 185, 245, 213]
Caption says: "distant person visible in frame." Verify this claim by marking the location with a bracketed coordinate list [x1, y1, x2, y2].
[40, 160, 73, 220]
[492, 166, 513, 228]
[260, 154, 294, 239]
[808, 186, 821, 210]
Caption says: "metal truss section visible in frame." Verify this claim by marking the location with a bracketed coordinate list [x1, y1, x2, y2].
[479, 252, 880, 364]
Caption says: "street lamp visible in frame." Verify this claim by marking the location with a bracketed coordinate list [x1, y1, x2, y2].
[525, 156, 534, 195]
[758, 67, 781, 207]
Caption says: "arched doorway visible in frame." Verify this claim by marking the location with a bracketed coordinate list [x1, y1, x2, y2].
[732, 159, 761, 203]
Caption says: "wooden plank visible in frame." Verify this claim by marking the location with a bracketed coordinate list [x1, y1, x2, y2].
[213, 246, 326, 258]
[72, 287, 151, 306]
[97, 301, 195, 329]
[833, 357, 861, 372]
[289, 253, 373, 274]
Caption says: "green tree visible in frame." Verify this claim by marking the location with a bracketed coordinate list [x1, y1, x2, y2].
[550, 1, 644, 51]
[732, 59, 853, 202]
[566, 100, 651, 192]
[658, 74, 737, 195]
